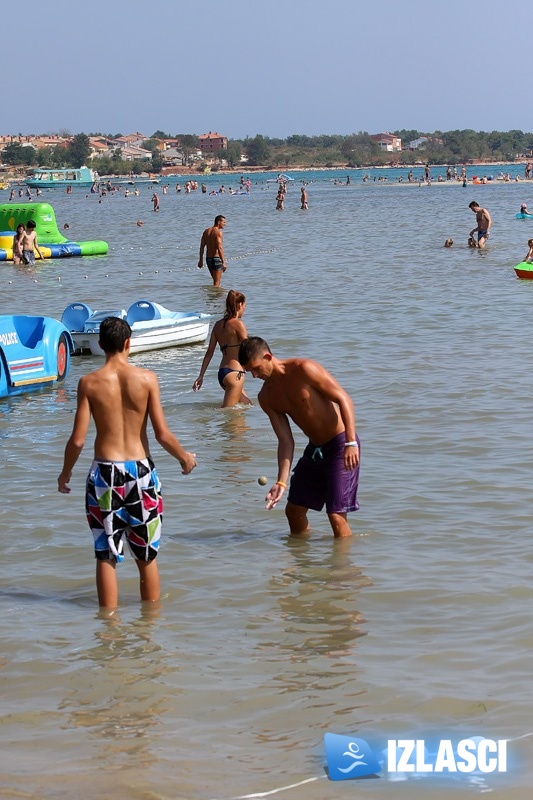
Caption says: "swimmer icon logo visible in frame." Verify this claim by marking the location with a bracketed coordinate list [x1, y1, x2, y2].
[324, 733, 382, 780]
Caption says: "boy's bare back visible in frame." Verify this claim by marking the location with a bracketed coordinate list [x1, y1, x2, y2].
[80, 361, 160, 461]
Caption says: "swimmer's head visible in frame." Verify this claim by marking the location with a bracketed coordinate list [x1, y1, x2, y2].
[238, 337, 273, 378]
[528, 239, 533, 247]
[444, 239, 453, 248]
[224, 289, 246, 320]
[468, 236, 477, 248]
[99, 317, 132, 354]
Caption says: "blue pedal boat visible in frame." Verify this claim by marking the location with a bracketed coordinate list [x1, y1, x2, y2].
[0, 315, 74, 397]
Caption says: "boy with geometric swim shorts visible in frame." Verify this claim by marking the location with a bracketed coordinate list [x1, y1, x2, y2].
[238, 337, 360, 538]
[58, 317, 197, 608]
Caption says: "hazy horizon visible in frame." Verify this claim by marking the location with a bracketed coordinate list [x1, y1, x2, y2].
[6, 0, 524, 138]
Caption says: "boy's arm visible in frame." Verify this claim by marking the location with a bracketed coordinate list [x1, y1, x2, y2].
[259, 392, 294, 509]
[147, 373, 197, 474]
[34, 235, 44, 259]
[198, 232, 205, 267]
[58, 379, 91, 493]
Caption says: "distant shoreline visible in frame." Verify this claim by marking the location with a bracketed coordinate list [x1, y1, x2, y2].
[156, 161, 530, 179]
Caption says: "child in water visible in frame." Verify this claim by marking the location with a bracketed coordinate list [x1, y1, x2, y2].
[524, 239, 533, 263]
[468, 236, 477, 248]
[444, 239, 453, 248]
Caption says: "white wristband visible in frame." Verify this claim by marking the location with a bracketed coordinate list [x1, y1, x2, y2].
[345, 441, 358, 447]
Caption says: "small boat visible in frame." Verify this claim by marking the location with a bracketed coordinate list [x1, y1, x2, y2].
[62, 300, 212, 355]
[0, 314, 73, 397]
[25, 165, 99, 188]
[266, 173, 295, 183]
[514, 261, 533, 279]
[102, 175, 161, 186]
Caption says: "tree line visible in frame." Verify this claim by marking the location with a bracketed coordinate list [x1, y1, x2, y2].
[3, 129, 533, 173]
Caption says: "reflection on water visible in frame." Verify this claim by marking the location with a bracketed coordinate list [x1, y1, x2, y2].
[269, 537, 370, 662]
[218, 409, 252, 470]
[60, 606, 170, 764]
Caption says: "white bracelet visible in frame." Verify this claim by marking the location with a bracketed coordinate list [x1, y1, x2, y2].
[345, 441, 358, 447]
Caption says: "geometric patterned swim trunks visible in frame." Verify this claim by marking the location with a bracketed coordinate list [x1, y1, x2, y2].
[85, 458, 163, 563]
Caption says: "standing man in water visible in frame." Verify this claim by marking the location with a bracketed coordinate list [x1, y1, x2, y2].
[468, 201, 492, 248]
[238, 337, 360, 538]
[198, 214, 227, 287]
[57, 317, 197, 608]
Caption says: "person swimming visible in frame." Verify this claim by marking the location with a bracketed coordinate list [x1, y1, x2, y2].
[192, 290, 252, 407]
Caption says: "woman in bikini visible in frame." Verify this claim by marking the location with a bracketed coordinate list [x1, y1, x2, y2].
[12, 223, 25, 265]
[192, 290, 252, 407]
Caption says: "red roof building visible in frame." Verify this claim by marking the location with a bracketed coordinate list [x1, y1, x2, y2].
[198, 132, 227, 152]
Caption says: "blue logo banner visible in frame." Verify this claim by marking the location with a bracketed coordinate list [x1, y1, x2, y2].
[324, 733, 382, 780]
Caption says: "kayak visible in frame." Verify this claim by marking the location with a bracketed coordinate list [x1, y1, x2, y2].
[514, 261, 533, 279]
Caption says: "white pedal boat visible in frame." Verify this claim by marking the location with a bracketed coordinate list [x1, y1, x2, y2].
[62, 299, 212, 355]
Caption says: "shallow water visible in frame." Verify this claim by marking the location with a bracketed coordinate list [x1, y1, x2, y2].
[1, 174, 533, 799]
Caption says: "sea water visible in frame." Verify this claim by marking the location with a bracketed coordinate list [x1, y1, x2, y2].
[1, 173, 533, 799]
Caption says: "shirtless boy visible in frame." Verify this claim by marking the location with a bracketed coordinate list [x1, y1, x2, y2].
[468, 201, 492, 248]
[21, 220, 44, 265]
[198, 215, 226, 287]
[58, 317, 197, 608]
[239, 337, 360, 538]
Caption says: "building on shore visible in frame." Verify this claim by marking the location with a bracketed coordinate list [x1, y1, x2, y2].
[198, 132, 228, 153]
[371, 132, 402, 152]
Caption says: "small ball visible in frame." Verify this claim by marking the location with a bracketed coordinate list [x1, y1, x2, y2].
[258, 476, 268, 486]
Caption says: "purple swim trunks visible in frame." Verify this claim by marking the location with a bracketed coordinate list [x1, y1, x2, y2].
[287, 432, 360, 514]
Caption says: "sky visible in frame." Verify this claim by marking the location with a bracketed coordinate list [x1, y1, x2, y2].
[4, 0, 526, 139]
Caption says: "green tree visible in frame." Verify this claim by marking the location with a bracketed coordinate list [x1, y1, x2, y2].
[245, 134, 270, 166]
[132, 159, 151, 174]
[35, 147, 51, 166]
[2, 143, 37, 165]
[225, 140, 242, 168]
[177, 134, 199, 166]
[141, 138, 161, 153]
[151, 153, 163, 172]
[65, 133, 91, 167]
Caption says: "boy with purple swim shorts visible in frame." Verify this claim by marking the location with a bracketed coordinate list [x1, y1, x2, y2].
[239, 337, 361, 538]
[288, 432, 360, 514]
